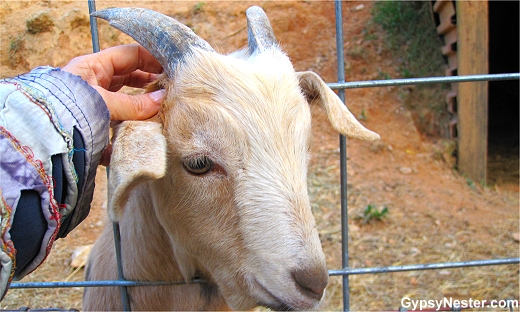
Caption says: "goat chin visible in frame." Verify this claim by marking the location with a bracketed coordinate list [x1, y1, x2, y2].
[84, 6, 379, 311]
[84, 181, 327, 311]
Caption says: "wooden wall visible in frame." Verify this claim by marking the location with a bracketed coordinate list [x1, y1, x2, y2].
[456, 1, 489, 184]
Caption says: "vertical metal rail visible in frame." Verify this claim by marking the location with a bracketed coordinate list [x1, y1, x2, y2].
[112, 222, 131, 311]
[87, 0, 131, 310]
[87, 0, 100, 53]
[334, 1, 350, 311]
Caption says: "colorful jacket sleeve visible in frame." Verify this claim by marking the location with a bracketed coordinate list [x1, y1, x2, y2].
[0, 66, 110, 299]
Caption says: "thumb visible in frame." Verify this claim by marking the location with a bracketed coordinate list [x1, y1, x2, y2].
[96, 88, 165, 121]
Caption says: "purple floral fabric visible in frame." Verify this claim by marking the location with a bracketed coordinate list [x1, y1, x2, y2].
[0, 66, 109, 298]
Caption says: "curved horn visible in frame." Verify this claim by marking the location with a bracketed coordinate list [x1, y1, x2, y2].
[92, 8, 214, 78]
[246, 6, 279, 54]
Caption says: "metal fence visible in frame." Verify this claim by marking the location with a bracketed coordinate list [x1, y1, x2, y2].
[10, 0, 520, 311]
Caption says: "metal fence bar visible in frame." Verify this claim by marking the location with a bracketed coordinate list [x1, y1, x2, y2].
[87, 0, 100, 53]
[88, 1, 131, 309]
[329, 258, 520, 276]
[112, 222, 131, 311]
[10, 278, 206, 289]
[11, 258, 519, 292]
[11, 257, 518, 289]
[333, 0, 351, 311]
[327, 73, 520, 90]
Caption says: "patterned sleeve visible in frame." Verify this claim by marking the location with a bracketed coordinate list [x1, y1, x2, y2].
[0, 66, 110, 298]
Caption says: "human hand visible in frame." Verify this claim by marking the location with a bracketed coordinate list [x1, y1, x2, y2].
[62, 44, 165, 120]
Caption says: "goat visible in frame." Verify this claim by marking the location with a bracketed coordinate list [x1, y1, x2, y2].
[83, 6, 379, 311]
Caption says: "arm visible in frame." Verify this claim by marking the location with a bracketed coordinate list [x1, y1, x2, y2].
[0, 66, 109, 296]
[0, 44, 164, 299]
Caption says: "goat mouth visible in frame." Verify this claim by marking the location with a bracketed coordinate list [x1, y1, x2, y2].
[253, 279, 295, 311]
[263, 302, 295, 311]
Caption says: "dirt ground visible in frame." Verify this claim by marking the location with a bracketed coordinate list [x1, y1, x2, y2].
[1, 1, 518, 311]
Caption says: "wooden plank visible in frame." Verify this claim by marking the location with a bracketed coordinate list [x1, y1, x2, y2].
[456, 0, 489, 184]
[434, 0, 455, 18]
[437, 18, 456, 35]
[434, 0, 456, 35]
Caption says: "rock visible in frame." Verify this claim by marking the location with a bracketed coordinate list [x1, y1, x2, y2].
[60, 9, 89, 30]
[410, 247, 421, 254]
[370, 141, 386, 153]
[399, 167, 413, 174]
[70, 244, 93, 268]
[354, 4, 365, 11]
[26, 10, 55, 34]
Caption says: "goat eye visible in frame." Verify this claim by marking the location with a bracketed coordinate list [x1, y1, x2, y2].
[183, 156, 213, 175]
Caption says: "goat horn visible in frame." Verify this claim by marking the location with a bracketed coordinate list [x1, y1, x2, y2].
[92, 8, 214, 78]
[246, 6, 279, 53]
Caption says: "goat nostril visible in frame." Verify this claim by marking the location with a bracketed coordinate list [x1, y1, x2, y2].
[291, 267, 328, 300]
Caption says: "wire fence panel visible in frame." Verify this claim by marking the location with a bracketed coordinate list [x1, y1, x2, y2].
[8, 1, 520, 311]
[331, 1, 518, 311]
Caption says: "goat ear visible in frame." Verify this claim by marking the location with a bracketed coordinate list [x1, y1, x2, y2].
[108, 121, 167, 222]
[297, 71, 380, 141]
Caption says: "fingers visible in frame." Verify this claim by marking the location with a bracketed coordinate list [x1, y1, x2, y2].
[107, 71, 162, 92]
[62, 55, 100, 86]
[95, 87, 165, 120]
[98, 44, 163, 78]
[63, 44, 166, 121]
[63, 44, 163, 89]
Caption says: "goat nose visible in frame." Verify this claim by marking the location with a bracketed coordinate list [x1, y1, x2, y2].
[292, 266, 328, 300]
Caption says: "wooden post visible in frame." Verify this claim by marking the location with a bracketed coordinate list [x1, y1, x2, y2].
[456, 0, 489, 184]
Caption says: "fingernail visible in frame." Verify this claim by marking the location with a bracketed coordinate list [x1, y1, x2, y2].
[149, 89, 166, 104]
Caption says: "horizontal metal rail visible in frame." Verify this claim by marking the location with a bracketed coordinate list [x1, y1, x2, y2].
[10, 278, 206, 289]
[327, 73, 520, 89]
[11, 258, 518, 289]
[328, 257, 520, 276]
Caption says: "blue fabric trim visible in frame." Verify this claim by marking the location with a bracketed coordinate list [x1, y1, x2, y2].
[11, 190, 45, 278]
[57, 127, 85, 239]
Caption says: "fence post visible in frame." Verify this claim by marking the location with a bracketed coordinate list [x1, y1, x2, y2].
[333, 1, 350, 311]
[87, 0, 100, 53]
[112, 222, 131, 311]
[87, 1, 131, 310]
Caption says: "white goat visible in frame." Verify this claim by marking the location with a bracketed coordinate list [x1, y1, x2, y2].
[83, 6, 379, 311]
